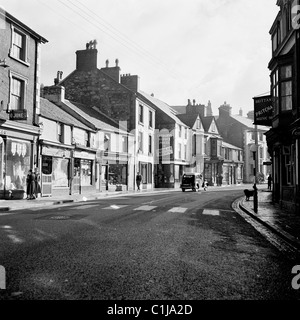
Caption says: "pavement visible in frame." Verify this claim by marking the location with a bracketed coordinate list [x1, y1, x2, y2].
[239, 187, 300, 251]
[1, 183, 300, 251]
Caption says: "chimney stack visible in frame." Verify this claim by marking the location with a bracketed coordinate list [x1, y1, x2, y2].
[76, 41, 98, 71]
[120, 74, 139, 92]
[219, 101, 232, 118]
[101, 58, 121, 82]
[43, 85, 65, 104]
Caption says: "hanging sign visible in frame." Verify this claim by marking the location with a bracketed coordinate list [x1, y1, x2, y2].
[253, 95, 273, 126]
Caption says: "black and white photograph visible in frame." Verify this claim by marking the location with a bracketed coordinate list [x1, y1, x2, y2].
[0, 0, 300, 314]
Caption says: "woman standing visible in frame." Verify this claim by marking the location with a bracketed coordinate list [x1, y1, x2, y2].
[34, 167, 41, 198]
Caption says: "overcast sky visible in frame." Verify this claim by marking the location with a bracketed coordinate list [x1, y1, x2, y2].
[1, 0, 279, 115]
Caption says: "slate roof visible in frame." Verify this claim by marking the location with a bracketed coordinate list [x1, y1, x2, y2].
[215, 114, 270, 131]
[138, 91, 187, 127]
[176, 113, 200, 128]
[63, 100, 128, 134]
[40, 98, 94, 131]
[222, 141, 242, 151]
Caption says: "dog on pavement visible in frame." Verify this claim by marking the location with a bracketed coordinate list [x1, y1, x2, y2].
[244, 189, 254, 201]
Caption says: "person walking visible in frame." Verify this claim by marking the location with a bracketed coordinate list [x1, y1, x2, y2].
[267, 174, 272, 190]
[136, 172, 142, 191]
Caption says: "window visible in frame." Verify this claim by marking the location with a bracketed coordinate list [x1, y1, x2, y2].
[84, 131, 89, 147]
[184, 145, 187, 160]
[178, 143, 181, 159]
[149, 110, 153, 128]
[8, 71, 27, 111]
[139, 105, 144, 123]
[148, 135, 152, 155]
[148, 163, 152, 184]
[280, 65, 292, 111]
[10, 78, 23, 110]
[178, 125, 182, 138]
[104, 133, 111, 151]
[122, 136, 128, 153]
[138, 131, 143, 152]
[211, 122, 216, 132]
[272, 69, 279, 115]
[10, 27, 28, 63]
[196, 118, 200, 129]
[272, 22, 281, 53]
[57, 123, 64, 143]
[185, 127, 188, 139]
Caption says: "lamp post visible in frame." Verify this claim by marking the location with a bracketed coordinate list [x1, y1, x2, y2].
[253, 124, 259, 213]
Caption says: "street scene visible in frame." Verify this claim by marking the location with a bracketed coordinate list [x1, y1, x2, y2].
[0, 0, 300, 306]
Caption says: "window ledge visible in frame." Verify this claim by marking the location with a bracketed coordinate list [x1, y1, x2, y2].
[9, 54, 30, 67]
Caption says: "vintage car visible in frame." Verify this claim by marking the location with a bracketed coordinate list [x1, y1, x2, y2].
[180, 173, 203, 192]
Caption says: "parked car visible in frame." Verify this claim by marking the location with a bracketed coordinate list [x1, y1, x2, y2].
[180, 173, 203, 192]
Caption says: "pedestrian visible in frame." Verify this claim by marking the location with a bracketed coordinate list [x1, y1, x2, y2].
[26, 169, 36, 200]
[34, 167, 41, 198]
[267, 174, 272, 190]
[203, 179, 208, 191]
[136, 172, 142, 191]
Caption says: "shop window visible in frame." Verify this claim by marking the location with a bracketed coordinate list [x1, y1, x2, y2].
[109, 163, 127, 185]
[5, 139, 31, 191]
[148, 163, 152, 184]
[52, 157, 69, 187]
[42, 156, 52, 175]
[141, 163, 147, 184]
[81, 160, 92, 186]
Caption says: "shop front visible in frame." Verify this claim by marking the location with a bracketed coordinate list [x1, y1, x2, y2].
[0, 133, 34, 199]
[73, 149, 96, 194]
[100, 152, 129, 192]
[40, 144, 73, 197]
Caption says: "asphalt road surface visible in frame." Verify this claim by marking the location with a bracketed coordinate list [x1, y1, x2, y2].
[0, 187, 299, 301]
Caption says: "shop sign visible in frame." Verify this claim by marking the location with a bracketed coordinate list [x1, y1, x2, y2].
[9, 109, 28, 121]
[156, 146, 173, 157]
[253, 95, 273, 126]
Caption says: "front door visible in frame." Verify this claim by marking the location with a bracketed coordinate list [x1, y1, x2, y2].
[73, 159, 81, 194]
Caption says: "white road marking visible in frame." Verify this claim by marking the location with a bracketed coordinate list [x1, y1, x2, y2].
[202, 209, 220, 216]
[168, 207, 188, 213]
[103, 205, 129, 210]
[134, 205, 157, 211]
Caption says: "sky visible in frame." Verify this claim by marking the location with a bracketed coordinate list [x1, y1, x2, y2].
[0, 0, 279, 116]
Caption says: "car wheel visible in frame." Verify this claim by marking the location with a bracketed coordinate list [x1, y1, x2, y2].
[182, 189, 185, 192]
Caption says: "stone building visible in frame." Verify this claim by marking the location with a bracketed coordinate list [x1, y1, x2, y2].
[57, 42, 155, 190]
